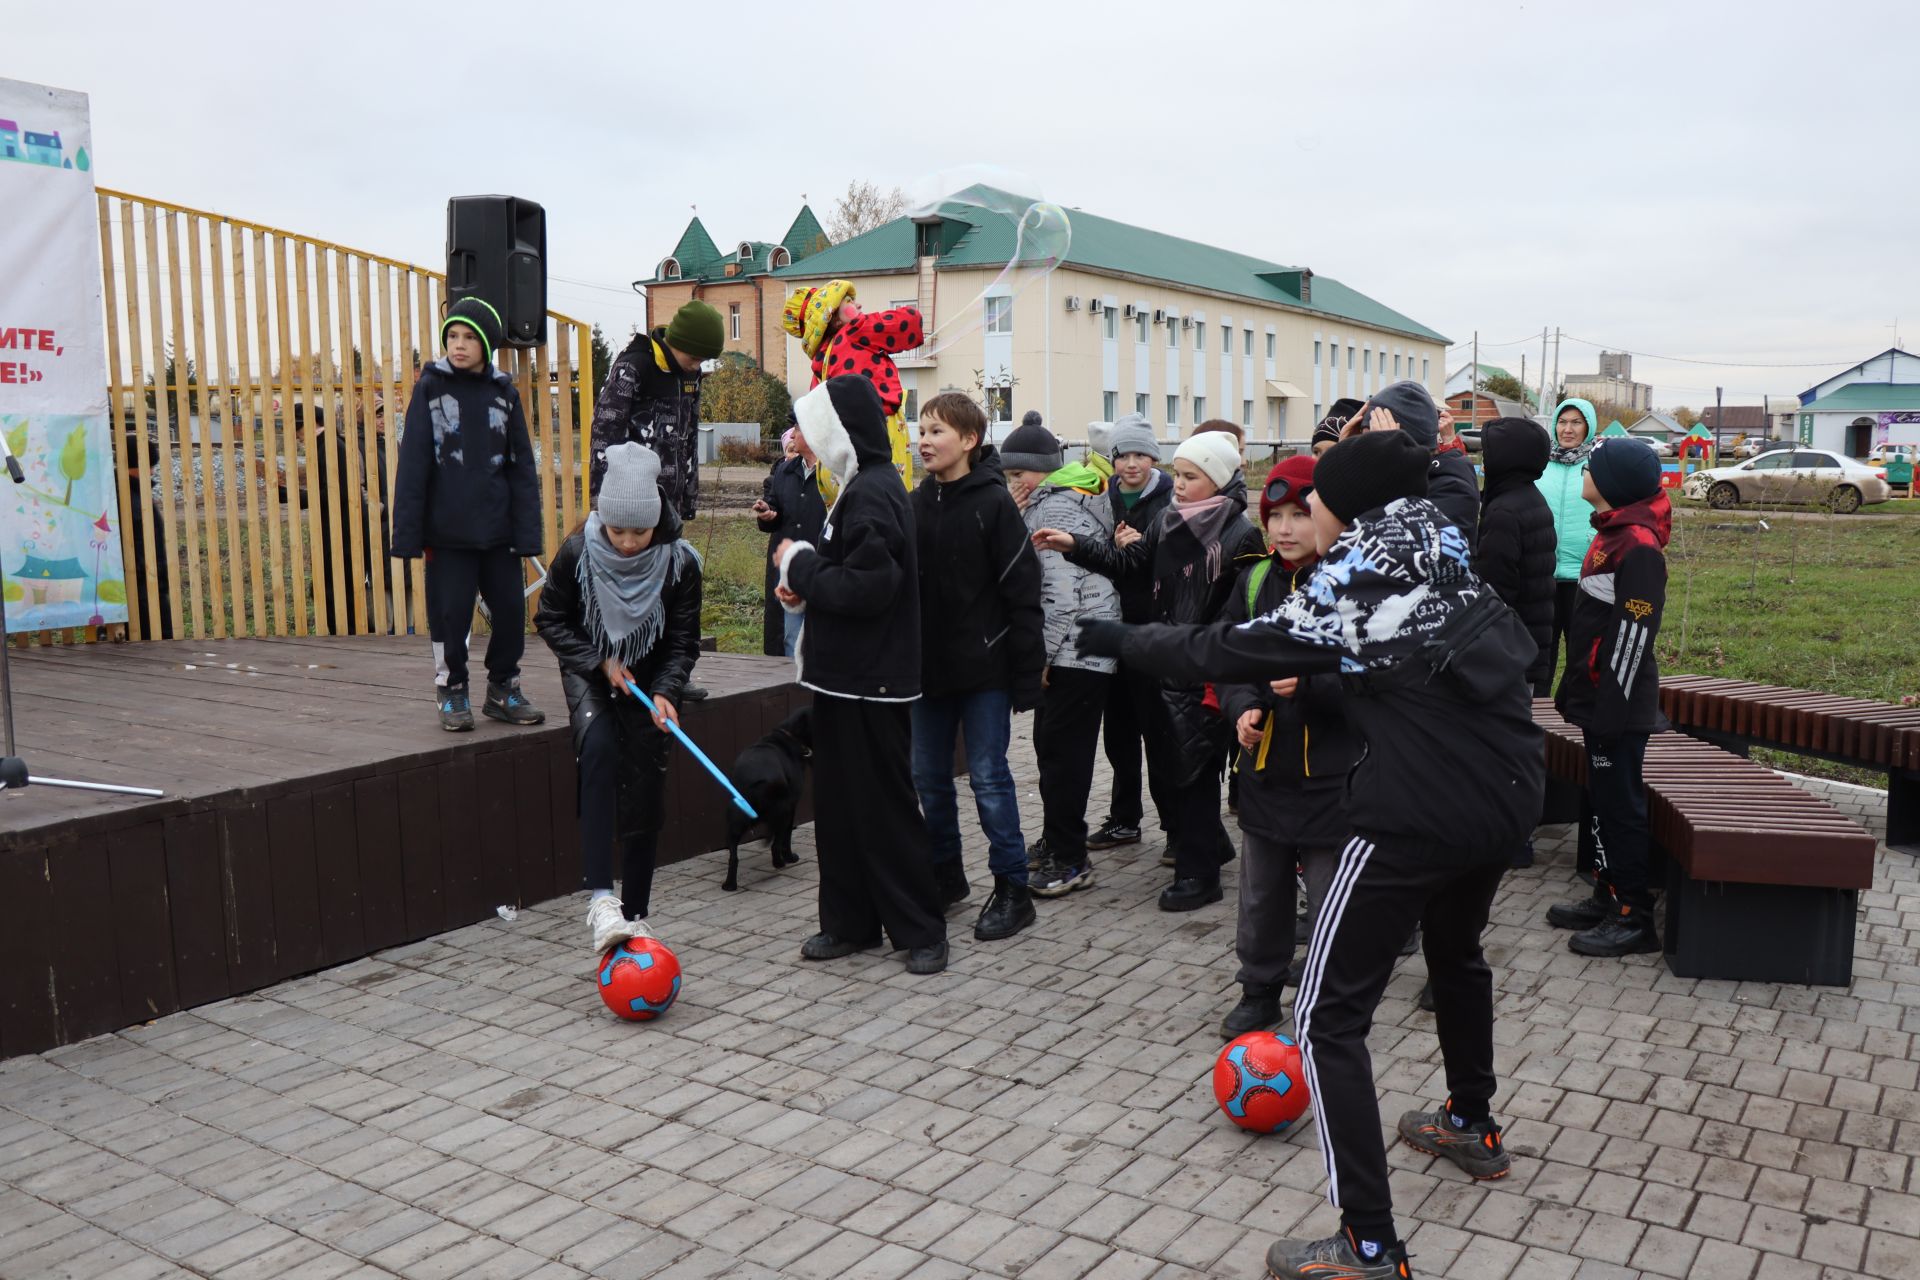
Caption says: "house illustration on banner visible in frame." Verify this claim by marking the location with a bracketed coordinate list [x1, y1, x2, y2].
[0, 120, 19, 160]
[0, 120, 84, 169]
[12, 554, 88, 606]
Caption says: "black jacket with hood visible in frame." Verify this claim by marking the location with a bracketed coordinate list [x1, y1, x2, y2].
[1113, 496, 1544, 852]
[912, 447, 1046, 708]
[1428, 448, 1481, 550]
[1556, 492, 1672, 738]
[777, 376, 922, 701]
[1068, 472, 1267, 781]
[390, 359, 542, 557]
[757, 454, 828, 654]
[1474, 419, 1557, 687]
[1105, 467, 1175, 622]
[534, 496, 703, 835]
[589, 331, 704, 519]
[1219, 553, 1359, 846]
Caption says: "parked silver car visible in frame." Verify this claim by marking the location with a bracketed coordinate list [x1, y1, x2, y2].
[1682, 448, 1893, 513]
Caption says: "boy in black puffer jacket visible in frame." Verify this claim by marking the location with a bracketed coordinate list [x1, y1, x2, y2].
[1038, 430, 1265, 913]
[774, 376, 949, 976]
[391, 297, 545, 732]
[910, 393, 1045, 941]
[1077, 430, 1543, 1280]
[1090, 414, 1176, 852]
[1475, 418, 1557, 696]
[1218, 454, 1360, 1037]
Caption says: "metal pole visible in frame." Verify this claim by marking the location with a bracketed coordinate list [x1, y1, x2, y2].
[1539, 327, 1550, 415]
[0, 572, 13, 757]
[1472, 331, 1479, 428]
[1552, 328, 1561, 408]
[19, 775, 167, 798]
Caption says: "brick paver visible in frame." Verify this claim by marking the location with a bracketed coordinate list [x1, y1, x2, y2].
[1, 731, 1913, 1279]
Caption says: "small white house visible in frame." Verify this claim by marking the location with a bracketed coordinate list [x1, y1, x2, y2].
[1795, 347, 1920, 457]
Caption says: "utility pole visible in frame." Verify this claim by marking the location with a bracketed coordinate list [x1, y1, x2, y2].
[1551, 328, 1561, 408]
[1539, 327, 1550, 417]
[1472, 330, 1479, 427]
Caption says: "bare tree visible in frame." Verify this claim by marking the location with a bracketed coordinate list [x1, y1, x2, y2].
[825, 180, 907, 243]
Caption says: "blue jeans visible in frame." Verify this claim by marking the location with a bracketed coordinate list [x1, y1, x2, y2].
[782, 608, 803, 657]
[911, 689, 1027, 884]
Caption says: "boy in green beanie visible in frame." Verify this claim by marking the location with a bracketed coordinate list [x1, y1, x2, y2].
[590, 300, 724, 520]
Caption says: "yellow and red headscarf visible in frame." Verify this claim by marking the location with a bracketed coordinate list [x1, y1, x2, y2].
[782, 279, 856, 359]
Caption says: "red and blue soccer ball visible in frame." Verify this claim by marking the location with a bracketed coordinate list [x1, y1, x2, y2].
[1213, 1031, 1311, 1134]
[597, 937, 681, 1021]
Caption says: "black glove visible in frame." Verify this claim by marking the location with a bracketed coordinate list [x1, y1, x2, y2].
[1075, 617, 1128, 660]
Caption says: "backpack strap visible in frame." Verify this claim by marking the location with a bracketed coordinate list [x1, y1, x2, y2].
[1244, 558, 1273, 617]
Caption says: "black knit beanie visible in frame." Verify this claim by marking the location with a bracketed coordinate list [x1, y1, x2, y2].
[1359, 380, 1440, 448]
[1587, 438, 1663, 507]
[1313, 431, 1431, 523]
[1001, 421, 1062, 473]
[441, 296, 505, 363]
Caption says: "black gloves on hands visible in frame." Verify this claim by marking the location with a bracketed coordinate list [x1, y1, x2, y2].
[1075, 618, 1128, 660]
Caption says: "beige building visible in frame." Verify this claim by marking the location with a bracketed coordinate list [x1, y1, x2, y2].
[768, 195, 1449, 444]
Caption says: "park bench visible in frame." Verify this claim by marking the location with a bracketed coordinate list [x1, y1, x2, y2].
[1532, 699, 1875, 986]
[1658, 675, 1919, 856]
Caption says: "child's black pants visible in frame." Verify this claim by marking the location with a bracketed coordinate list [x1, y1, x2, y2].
[1033, 666, 1108, 863]
[426, 547, 524, 689]
[577, 707, 667, 920]
[1586, 731, 1653, 909]
[811, 695, 945, 950]
[1296, 831, 1507, 1232]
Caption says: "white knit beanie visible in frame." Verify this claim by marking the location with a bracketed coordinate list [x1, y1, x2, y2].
[1175, 431, 1241, 490]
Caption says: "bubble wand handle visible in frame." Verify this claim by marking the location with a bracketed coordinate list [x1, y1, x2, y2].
[623, 680, 758, 819]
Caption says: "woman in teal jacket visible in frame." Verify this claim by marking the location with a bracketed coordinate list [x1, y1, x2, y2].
[1535, 397, 1597, 687]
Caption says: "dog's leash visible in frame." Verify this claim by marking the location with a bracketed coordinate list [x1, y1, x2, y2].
[623, 680, 759, 819]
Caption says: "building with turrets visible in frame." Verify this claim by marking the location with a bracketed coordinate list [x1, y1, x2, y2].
[639, 206, 830, 381]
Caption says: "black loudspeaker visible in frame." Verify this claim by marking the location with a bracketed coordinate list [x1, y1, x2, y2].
[446, 195, 546, 347]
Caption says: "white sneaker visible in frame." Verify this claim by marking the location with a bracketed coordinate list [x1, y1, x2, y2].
[629, 918, 656, 941]
[588, 896, 638, 953]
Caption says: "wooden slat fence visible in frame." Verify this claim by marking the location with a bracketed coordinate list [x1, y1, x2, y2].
[83, 189, 593, 643]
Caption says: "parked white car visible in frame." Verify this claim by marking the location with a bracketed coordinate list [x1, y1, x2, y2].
[1681, 448, 1893, 513]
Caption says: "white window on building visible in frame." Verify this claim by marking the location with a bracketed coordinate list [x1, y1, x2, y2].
[1167, 394, 1179, 427]
[1244, 328, 1254, 357]
[1103, 390, 1117, 421]
[1348, 346, 1355, 371]
[985, 296, 1012, 335]
[1104, 308, 1117, 340]
[1221, 323, 1231, 352]
[1329, 340, 1338, 370]
[1167, 319, 1179, 349]
[1363, 350, 1371, 374]
[1136, 392, 1149, 415]
[1378, 349, 1387, 376]
[1193, 395, 1206, 422]
[1314, 340, 1322, 367]
[1136, 313, 1149, 342]
[903, 389, 919, 422]
[1422, 357, 1430, 384]
[1314, 402, 1323, 423]
[1242, 398, 1253, 426]
[1267, 333, 1277, 360]
[1195, 323, 1205, 352]
[728, 303, 742, 341]
[1394, 353, 1402, 378]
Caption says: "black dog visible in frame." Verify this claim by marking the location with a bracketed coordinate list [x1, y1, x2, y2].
[722, 706, 812, 891]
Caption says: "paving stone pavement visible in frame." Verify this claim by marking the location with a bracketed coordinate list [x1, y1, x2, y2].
[3, 729, 1918, 1280]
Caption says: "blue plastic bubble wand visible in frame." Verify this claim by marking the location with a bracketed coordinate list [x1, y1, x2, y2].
[623, 680, 758, 819]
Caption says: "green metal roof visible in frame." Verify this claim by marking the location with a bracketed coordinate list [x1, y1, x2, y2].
[772, 190, 1449, 344]
[1801, 383, 1920, 414]
[1601, 420, 1629, 436]
[665, 217, 720, 278]
[781, 205, 829, 262]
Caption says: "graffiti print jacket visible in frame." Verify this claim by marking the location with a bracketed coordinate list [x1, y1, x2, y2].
[590, 332, 703, 519]
[1110, 497, 1544, 851]
[390, 359, 541, 557]
[1555, 491, 1671, 739]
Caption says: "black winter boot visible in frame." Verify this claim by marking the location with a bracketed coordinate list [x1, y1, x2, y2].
[1570, 904, 1661, 957]
[1221, 985, 1283, 1037]
[1547, 883, 1612, 930]
[973, 875, 1036, 942]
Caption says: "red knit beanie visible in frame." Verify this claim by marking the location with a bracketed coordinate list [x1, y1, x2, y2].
[1260, 454, 1318, 524]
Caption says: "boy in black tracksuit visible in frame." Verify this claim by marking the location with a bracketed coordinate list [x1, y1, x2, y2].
[1218, 454, 1359, 1037]
[774, 375, 949, 976]
[1545, 439, 1671, 958]
[1089, 415, 1175, 850]
[1077, 430, 1544, 1280]
[391, 297, 545, 732]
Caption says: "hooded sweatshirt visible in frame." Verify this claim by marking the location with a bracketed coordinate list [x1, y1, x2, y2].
[1536, 397, 1600, 580]
[1115, 497, 1544, 850]
[1020, 462, 1122, 676]
[390, 358, 541, 557]
[1476, 419, 1557, 686]
[913, 447, 1046, 705]
[778, 376, 922, 700]
[1556, 491, 1671, 737]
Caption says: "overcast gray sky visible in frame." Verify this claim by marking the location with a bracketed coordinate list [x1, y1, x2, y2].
[17, 0, 1915, 409]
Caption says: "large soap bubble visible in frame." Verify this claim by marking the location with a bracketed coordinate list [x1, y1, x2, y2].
[899, 166, 1072, 362]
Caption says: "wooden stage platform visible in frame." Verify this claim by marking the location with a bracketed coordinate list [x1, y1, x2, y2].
[0, 637, 807, 1059]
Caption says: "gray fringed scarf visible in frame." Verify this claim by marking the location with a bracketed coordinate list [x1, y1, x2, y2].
[579, 512, 678, 668]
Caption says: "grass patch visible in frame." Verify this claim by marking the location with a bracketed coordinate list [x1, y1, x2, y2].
[689, 514, 774, 655]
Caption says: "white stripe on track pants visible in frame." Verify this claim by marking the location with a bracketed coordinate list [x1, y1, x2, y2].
[1294, 830, 1509, 1221]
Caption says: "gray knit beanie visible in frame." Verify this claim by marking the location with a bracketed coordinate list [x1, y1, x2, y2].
[1000, 421, 1063, 473]
[1107, 414, 1161, 462]
[598, 442, 662, 529]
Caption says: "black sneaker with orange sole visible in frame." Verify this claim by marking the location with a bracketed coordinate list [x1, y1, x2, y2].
[1397, 1100, 1511, 1180]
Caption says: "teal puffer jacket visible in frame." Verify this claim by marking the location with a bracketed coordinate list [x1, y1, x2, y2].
[1535, 397, 1598, 581]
